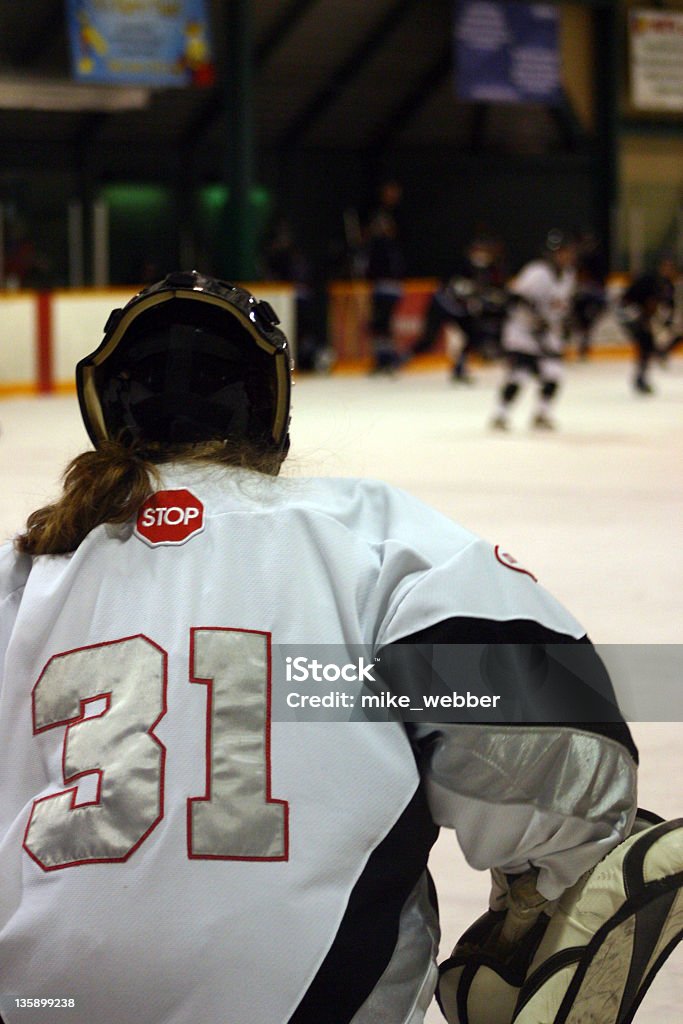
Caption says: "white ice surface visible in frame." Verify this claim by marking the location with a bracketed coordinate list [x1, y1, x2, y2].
[0, 355, 681, 1021]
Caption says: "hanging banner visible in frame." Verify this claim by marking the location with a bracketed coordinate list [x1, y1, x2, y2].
[67, 0, 215, 87]
[629, 8, 683, 112]
[453, 1, 562, 104]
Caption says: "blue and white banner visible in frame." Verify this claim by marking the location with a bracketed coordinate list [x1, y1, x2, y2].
[67, 0, 215, 87]
[454, 1, 562, 104]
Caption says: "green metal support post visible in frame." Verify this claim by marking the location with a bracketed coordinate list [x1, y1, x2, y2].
[221, 0, 257, 281]
[594, 1, 621, 271]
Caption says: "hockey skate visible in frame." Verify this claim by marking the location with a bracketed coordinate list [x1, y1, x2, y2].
[531, 412, 556, 430]
[437, 811, 683, 1024]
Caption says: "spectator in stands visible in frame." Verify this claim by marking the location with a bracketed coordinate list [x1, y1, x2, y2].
[365, 180, 405, 374]
[262, 217, 331, 372]
[571, 231, 608, 360]
[3, 217, 52, 290]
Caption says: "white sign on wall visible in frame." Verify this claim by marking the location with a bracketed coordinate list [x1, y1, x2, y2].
[630, 7, 683, 112]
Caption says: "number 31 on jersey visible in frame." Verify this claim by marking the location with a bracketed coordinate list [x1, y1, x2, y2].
[23, 629, 289, 871]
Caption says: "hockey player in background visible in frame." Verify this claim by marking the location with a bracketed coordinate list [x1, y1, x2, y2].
[409, 235, 508, 382]
[619, 254, 683, 394]
[491, 230, 577, 431]
[0, 272, 681, 1024]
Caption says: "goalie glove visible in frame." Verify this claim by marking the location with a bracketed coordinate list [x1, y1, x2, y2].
[437, 869, 554, 1024]
[437, 810, 683, 1024]
[511, 810, 683, 1024]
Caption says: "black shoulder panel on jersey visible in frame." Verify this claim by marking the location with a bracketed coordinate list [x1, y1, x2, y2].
[287, 784, 438, 1024]
[391, 616, 582, 645]
[378, 616, 638, 764]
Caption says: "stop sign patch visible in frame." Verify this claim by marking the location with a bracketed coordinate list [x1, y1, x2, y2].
[135, 489, 205, 547]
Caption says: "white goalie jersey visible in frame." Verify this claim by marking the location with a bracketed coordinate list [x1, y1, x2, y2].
[0, 467, 637, 1024]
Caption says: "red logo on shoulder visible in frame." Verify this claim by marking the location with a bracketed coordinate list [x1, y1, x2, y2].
[494, 545, 538, 582]
[136, 489, 204, 547]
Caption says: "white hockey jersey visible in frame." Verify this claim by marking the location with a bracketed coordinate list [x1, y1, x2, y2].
[0, 467, 637, 1024]
[503, 258, 576, 356]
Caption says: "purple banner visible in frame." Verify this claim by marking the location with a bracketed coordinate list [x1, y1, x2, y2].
[454, 1, 562, 104]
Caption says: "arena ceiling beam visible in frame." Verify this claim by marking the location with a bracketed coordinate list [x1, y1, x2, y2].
[3, 0, 63, 67]
[255, 0, 322, 66]
[367, 38, 452, 153]
[279, 0, 423, 149]
[548, 93, 588, 153]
